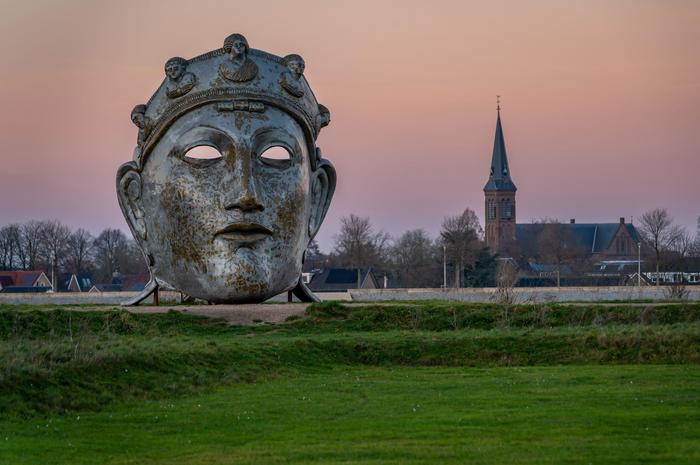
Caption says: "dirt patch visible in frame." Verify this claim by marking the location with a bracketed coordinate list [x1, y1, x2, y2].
[62, 303, 310, 326]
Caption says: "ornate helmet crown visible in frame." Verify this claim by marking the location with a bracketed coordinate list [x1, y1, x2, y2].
[131, 33, 330, 169]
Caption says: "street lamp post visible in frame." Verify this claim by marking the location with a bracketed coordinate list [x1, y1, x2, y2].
[638, 241, 641, 288]
[443, 243, 447, 289]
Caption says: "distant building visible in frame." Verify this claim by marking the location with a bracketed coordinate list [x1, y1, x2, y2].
[483, 106, 641, 261]
[483, 103, 517, 253]
[111, 273, 149, 292]
[0, 270, 52, 293]
[515, 218, 641, 259]
[308, 268, 378, 292]
[66, 273, 94, 292]
[88, 273, 148, 293]
[88, 284, 123, 293]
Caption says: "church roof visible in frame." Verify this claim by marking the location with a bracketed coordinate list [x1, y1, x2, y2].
[484, 110, 517, 192]
[308, 268, 376, 292]
[515, 222, 640, 254]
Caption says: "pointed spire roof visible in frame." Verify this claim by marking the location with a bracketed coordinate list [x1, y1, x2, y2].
[484, 104, 517, 192]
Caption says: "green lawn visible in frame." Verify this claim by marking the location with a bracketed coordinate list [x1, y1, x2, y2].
[2, 365, 698, 464]
[1, 301, 699, 464]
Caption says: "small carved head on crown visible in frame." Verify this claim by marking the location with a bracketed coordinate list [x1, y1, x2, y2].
[223, 33, 249, 60]
[164, 57, 188, 80]
[283, 54, 305, 78]
[130, 104, 147, 128]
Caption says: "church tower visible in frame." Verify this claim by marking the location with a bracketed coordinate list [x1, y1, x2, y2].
[484, 99, 517, 254]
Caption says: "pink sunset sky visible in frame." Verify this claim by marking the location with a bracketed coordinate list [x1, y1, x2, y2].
[0, 0, 698, 251]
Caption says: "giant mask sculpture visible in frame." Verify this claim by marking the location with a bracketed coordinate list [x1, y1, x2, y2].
[117, 34, 335, 304]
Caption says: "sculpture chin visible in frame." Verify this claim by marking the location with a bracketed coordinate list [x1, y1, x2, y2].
[150, 246, 302, 303]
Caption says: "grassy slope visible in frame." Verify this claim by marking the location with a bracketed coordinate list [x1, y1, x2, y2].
[2, 365, 699, 465]
[1, 302, 699, 464]
[1, 302, 700, 417]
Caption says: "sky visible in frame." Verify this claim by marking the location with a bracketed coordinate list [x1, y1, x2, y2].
[0, 0, 698, 252]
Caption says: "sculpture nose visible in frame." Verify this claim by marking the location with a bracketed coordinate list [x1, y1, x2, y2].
[222, 149, 264, 212]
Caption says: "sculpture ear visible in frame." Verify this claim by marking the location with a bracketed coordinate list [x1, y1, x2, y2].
[116, 162, 147, 240]
[308, 158, 336, 239]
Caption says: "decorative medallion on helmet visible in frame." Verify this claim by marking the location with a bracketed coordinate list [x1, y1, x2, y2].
[279, 54, 305, 97]
[164, 57, 197, 99]
[218, 33, 258, 83]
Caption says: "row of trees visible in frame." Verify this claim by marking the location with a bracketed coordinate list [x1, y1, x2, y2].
[0, 220, 146, 286]
[1, 208, 697, 290]
[308, 208, 700, 288]
[306, 208, 496, 288]
[639, 208, 700, 280]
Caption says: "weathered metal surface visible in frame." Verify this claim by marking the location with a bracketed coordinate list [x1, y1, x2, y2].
[117, 33, 335, 304]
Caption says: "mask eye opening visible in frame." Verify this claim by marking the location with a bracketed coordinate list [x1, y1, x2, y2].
[260, 145, 292, 168]
[183, 145, 223, 161]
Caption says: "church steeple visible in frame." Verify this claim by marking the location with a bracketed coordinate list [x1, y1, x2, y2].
[484, 100, 516, 192]
[484, 97, 517, 254]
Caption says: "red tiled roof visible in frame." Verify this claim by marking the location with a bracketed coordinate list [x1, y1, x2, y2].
[0, 271, 45, 287]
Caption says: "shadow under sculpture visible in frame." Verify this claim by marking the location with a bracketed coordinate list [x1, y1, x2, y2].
[117, 33, 335, 304]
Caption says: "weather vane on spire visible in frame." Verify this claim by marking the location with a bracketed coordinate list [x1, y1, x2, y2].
[496, 95, 501, 112]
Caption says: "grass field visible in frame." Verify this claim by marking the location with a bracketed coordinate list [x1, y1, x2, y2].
[1, 301, 699, 464]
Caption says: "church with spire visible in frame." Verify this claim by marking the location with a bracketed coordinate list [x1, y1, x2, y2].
[484, 98, 517, 253]
[482, 99, 642, 261]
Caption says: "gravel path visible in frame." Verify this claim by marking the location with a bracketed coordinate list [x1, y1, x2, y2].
[64, 303, 311, 326]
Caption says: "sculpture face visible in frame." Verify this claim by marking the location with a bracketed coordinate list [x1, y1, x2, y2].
[165, 61, 184, 80]
[231, 39, 247, 58]
[133, 105, 321, 302]
[118, 33, 335, 304]
[131, 111, 144, 128]
[288, 59, 304, 77]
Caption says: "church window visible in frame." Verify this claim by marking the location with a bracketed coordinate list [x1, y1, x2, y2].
[500, 199, 512, 219]
[487, 200, 496, 220]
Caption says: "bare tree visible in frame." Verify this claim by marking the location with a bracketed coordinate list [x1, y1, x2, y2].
[493, 259, 518, 305]
[333, 214, 389, 288]
[441, 208, 482, 288]
[66, 228, 94, 274]
[671, 228, 694, 258]
[692, 216, 700, 257]
[40, 220, 71, 290]
[391, 229, 441, 288]
[0, 224, 22, 270]
[117, 239, 148, 276]
[20, 220, 45, 270]
[535, 221, 586, 287]
[303, 239, 326, 272]
[93, 228, 128, 282]
[639, 208, 683, 285]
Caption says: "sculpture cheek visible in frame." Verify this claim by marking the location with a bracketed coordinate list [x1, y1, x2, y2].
[159, 183, 210, 274]
[275, 187, 306, 243]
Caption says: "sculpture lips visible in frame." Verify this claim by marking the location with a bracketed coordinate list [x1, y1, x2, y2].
[215, 223, 273, 242]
